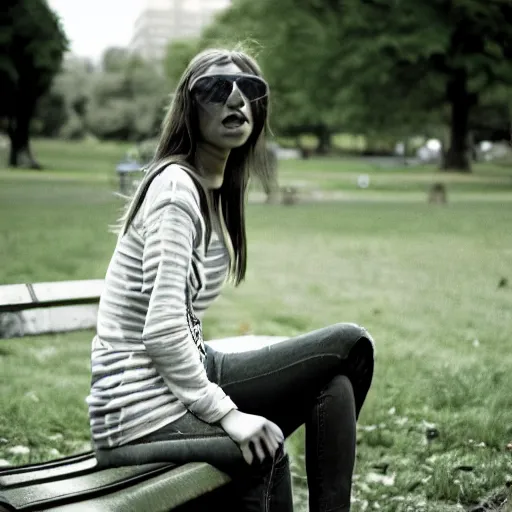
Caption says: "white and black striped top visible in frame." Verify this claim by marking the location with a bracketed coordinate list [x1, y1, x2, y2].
[86, 165, 237, 449]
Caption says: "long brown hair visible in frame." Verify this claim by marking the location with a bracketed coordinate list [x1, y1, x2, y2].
[118, 47, 272, 285]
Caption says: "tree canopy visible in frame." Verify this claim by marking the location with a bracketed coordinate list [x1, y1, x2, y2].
[86, 49, 168, 141]
[194, 0, 512, 170]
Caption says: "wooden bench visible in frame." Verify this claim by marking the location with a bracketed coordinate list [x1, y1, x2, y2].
[0, 279, 287, 511]
[0, 279, 103, 338]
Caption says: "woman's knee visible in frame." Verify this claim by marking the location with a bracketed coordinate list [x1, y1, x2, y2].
[327, 374, 354, 395]
[328, 322, 374, 351]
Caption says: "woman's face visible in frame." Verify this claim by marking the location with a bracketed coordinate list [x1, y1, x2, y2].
[193, 62, 255, 150]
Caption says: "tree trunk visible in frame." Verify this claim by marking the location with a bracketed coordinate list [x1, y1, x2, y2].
[8, 96, 41, 170]
[441, 71, 475, 172]
[315, 125, 332, 155]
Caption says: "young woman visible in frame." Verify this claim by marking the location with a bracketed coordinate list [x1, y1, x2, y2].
[87, 48, 375, 512]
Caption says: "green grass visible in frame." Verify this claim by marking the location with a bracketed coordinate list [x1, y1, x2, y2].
[1, 139, 512, 511]
[275, 157, 512, 196]
[0, 176, 119, 284]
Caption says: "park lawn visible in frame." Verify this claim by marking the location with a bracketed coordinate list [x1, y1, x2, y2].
[1, 140, 512, 512]
[3, 138, 512, 196]
[276, 158, 512, 196]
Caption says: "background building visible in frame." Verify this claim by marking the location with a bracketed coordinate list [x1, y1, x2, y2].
[130, 0, 231, 62]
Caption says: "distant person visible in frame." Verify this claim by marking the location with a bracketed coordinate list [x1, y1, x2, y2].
[86, 47, 375, 512]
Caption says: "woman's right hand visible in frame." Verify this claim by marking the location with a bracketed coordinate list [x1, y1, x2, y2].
[219, 409, 284, 465]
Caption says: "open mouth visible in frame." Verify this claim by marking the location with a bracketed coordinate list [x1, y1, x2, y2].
[222, 112, 247, 129]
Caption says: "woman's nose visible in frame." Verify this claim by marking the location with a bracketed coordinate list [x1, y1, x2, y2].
[226, 83, 245, 109]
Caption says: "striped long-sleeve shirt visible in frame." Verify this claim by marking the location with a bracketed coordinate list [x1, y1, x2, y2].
[86, 164, 237, 449]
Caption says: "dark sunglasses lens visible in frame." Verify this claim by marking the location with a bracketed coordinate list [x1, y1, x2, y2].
[237, 77, 267, 102]
[193, 75, 267, 103]
[194, 77, 232, 103]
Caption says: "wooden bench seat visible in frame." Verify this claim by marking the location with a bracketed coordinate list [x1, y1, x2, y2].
[0, 452, 230, 511]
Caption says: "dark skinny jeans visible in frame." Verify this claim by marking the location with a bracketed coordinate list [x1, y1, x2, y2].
[95, 323, 375, 512]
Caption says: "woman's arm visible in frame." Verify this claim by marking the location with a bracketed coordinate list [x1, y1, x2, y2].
[141, 174, 237, 423]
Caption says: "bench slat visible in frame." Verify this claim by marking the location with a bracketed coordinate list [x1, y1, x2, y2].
[31, 280, 104, 305]
[0, 305, 99, 339]
[0, 285, 33, 308]
[48, 463, 231, 512]
[1, 460, 229, 512]
[0, 280, 103, 312]
[0, 454, 97, 487]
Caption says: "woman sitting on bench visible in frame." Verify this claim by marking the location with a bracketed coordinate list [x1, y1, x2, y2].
[86, 47, 375, 512]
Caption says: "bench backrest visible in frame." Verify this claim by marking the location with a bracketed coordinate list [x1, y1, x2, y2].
[0, 280, 103, 339]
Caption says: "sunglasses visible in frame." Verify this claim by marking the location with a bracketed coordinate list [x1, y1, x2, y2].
[189, 73, 269, 104]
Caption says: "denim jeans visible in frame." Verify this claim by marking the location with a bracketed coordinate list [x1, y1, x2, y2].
[95, 323, 374, 512]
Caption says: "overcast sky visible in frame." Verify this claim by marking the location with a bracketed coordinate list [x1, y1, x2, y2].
[47, 0, 145, 62]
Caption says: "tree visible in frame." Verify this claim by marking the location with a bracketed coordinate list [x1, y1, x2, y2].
[335, 0, 512, 171]
[164, 39, 200, 88]
[32, 89, 68, 138]
[0, 0, 67, 168]
[202, 0, 437, 154]
[201, 0, 343, 154]
[472, 83, 512, 146]
[203, 0, 512, 170]
[34, 56, 95, 139]
[57, 57, 95, 139]
[86, 48, 168, 141]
